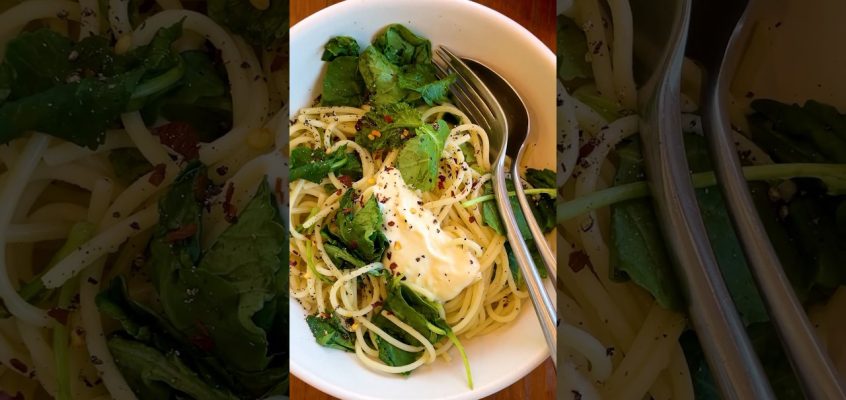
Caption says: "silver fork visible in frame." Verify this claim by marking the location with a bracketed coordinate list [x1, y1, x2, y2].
[432, 46, 557, 366]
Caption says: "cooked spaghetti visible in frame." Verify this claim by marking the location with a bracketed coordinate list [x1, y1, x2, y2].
[0, 0, 289, 399]
[289, 104, 537, 381]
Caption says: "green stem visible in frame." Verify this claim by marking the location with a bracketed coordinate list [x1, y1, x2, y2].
[461, 188, 557, 207]
[53, 277, 77, 400]
[131, 62, 185, 99]
[557, 163, 846, 223]
[445, 328, 473, 389]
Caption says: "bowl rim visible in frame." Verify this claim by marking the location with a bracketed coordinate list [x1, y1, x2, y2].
[289, 1, 555, 399]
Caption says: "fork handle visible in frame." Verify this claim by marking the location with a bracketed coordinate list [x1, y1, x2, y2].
[493, 166, 557, 367]
[511, 163, 557, 284]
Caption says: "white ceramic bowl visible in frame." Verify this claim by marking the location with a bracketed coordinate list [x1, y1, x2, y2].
[289, 0, 556, 399]
[730, 0, 846, 110]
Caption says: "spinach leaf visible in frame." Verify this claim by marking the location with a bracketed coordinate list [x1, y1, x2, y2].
[679, 324, 803, 400]
[0, 23, 185, 148]
[380, 279, 473, 386]
[109, 148, 153, 185]
[610, 136, 772, 320]
[319, 24, 452, 107]
[356, 103, 423, 152]
[556, 14, 592, 88]
[129, 21, 184, 74]
[609, 140, 681, 309]
[409, 74, 455, 106]
[505, 244, 525, 289]
[108, 337, 239, 400]
[143, 50, 232, 142]
[375, 336, 418, 370]
[3, 29, 75, 98]
[373, 24, 431, 66]
[747, 113, 827, 163]
[333, 189, 388, 262]
[305, 314, 355, 352]
[320, 228, 367, 272]
[383, 278, 440, 345]
[398, 63, 455, 105]
[97, 277, 161, 342]
[0, 64, 11, 104]
[750, 99, 846, 163]
[358, 46, 405, 106]
[525, 168, 557, 233]
[748, 182, 813, 301]
[478, 180, 549, 278]
[397, 119, 450, 190]
[142, 163, 287, 397]
[804, 99, 846, 142]
[290, 145, 361, 183]
[157, 178, 285, 374]
[0, 69, 144, 149]
[322, 36, 360, 61]
[207, 0, 288, 48]
[321, 55, 366, 107]
[785, 195, 846, 289]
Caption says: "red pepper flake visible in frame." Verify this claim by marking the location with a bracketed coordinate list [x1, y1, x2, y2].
[148, 164, 166, 186]
[372, 300, 383, 308]
[387, 221, 395, 226]
[468, 216, 476, 223]
[216, 165, 229, 176]
[190, 321, 215, 352]
[338, 175, 353, 187]
[270, 53, 286, 72]
[192, 173, 211, 203]
[569, 250, 591, 273]
[389, 262, 398, 271]
[438, 180, 445, 190]
[290, 260, 298, 267]
[274, 177, 284, 204]
[383, 115, 393, 123]
[129, 222, 140, 230]
[9, 359, 27, 373]
[165, 224, 198, 242]
[47, 308, 70, 325]
[153, 121, 200, 160]
[578, 138, 598, 159]
[223, 184, 238, 223]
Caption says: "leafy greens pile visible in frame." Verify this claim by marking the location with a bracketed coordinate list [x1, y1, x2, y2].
[319, 24, 456, 107]
[97, 163, 288, 399]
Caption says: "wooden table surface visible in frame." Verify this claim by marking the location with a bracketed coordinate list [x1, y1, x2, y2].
[289, 1, 556, 399]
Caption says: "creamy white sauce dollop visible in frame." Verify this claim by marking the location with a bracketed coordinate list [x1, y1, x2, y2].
[373, 167, 481, 302]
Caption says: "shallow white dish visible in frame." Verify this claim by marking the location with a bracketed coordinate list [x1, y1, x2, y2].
[730, 0, 846, 110]
[289, 0, 556, 399]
